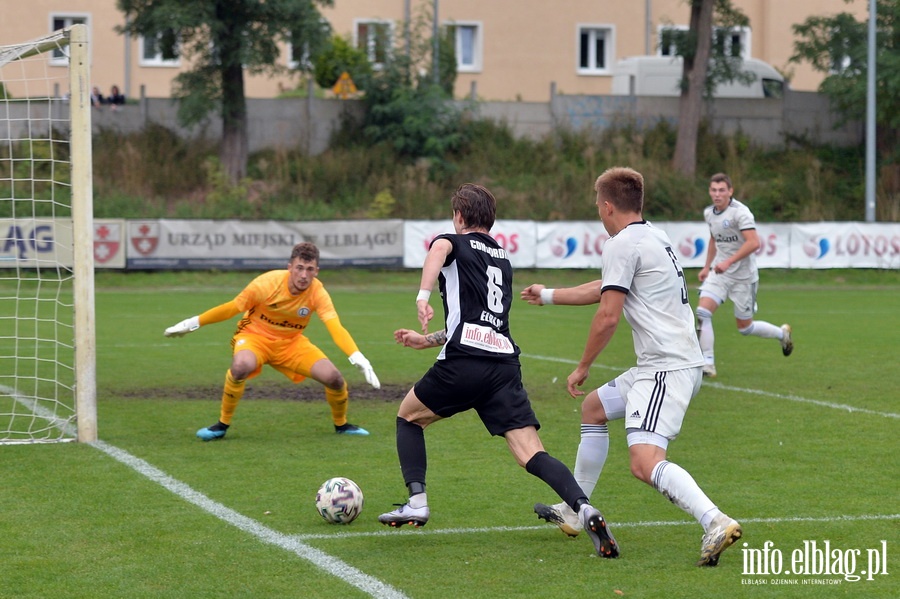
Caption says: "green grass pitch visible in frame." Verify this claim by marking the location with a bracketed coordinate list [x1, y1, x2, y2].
[0, 268, 898, 598]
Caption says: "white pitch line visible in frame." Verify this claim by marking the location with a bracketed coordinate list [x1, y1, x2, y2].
[91, 440, 408, 599]
[521, 354, 900, 419]
[293, 513, 900, 541]
[0, 385, 406, 599]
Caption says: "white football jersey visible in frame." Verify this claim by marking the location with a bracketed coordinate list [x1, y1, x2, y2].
[703, 198, 758, 282]
[601, 221, 704, 370]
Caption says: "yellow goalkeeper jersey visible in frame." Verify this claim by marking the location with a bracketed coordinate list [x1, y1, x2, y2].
[233, 270, 337, 341]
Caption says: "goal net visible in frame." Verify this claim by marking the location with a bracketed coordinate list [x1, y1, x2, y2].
[0, 24, 97, 443]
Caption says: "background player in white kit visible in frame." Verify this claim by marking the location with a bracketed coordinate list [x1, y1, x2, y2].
[696, 173, 793, 378]
[524, 167, 742, 566]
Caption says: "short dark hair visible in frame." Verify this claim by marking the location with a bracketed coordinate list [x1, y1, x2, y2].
[451, 183, 496, 231]
[710, 172, 733, 189]
[594, 167, 644, 213]
[290, 242, 319, 264]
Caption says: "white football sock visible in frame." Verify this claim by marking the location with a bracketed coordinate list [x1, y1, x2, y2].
[739, 320, 783, 339]
[573, 424, 609, 499]
[700, 507, 724, 531]
[696, 307, 715, 363]
[651, 460, 716, 524]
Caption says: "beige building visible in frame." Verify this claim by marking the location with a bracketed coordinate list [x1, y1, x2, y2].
[2, 0, 870, 102]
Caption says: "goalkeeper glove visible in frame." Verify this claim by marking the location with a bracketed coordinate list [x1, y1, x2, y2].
[164, 316, 200, 337]
[348, 351, 380, 389]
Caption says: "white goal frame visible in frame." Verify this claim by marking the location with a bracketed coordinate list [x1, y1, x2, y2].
[0, 24, 97, 443]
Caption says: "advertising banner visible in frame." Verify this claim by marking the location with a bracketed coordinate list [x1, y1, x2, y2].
[790, 222, 900, 269]
[403, 220, 537, 268]
[0, 218, 125, 269]
[126, 219, 404, 269]
[0, 218, 73, 268]
[93, 219, 127, 269]
[659, 222, 792, 269]
[535, 221, 609, 270]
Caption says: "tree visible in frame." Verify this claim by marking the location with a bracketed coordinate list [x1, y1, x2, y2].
[359, 4, 461, 166]
[790, 0, 899, 160]
[313, 35, 372, 91]
[117, 0, 333, 183]
[672, 0, 751, 177]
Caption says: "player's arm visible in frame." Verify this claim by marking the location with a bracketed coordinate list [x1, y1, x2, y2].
[567, 288, 625, 398]
[416, 238, 452, 332]
[698, 235, 717, 282]
[713, 229, 760, 274]
[164, 301, 241, 337]
[323, 317, 381, 389]
[395, 328, 447, 350]
[521, 280, 602, 306]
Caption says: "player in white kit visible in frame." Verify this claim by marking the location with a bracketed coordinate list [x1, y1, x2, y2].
[525, 167, 742, 566]
[696, 173, 793, 378]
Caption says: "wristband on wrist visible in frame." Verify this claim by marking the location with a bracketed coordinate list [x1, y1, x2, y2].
[540, 288, 555, 305]
[416, 289, 431, 303]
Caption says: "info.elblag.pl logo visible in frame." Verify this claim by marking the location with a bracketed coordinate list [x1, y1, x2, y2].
[741, 540, 889, 586]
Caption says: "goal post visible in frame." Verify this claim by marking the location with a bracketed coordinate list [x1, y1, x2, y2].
[0, 24, 97, 443]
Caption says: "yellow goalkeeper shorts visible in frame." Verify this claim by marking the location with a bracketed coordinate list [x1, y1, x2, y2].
[231, 332, 328, 383]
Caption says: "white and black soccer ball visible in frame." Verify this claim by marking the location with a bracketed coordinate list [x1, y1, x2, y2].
[315, 477, 364, 524]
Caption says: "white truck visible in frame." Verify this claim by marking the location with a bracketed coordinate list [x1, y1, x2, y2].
[611, 56, 785, 99]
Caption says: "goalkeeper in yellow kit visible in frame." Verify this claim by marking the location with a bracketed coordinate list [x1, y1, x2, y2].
[164, 242, 380, 440]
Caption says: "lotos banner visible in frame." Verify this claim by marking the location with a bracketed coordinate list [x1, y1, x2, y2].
[790, 222, 900, 269]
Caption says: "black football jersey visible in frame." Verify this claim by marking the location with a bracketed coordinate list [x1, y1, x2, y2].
[433, 232, 520, 362]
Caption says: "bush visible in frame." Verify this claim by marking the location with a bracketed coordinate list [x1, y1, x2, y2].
[81, 119, 881, 223]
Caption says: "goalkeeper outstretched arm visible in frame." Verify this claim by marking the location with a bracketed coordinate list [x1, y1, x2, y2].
[324, 317, 380, 389]
[164, 301, 241, 337]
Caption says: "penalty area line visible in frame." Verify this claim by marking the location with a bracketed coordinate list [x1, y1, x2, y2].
[520, 354, 900, 419]
[294, 513, 900, 541]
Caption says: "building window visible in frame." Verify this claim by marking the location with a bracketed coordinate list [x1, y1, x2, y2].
[446, 22, 482, 73]
[50, 15, 88, 65]
[288, 41, 310, 71]
[713, 27, 751, 58]
[288, 20, 329, 71]
[355, 20, 392, 68]
[140, 32, 180, 67]
[659, 25, 751, 59]
[659, 26, 688, 57]
[578, 25, 614, 74]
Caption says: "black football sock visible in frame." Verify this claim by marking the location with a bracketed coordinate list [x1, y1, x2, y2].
[396, 416, 427, 491]
[526, 451, 588, 512]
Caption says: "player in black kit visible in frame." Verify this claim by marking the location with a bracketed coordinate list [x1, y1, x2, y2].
[378, 183, 618, 559]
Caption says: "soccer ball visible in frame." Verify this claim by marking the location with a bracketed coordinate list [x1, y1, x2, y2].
[315, 477, 364, 524]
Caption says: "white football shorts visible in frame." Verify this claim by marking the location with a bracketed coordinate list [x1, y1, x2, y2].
[622, 366, 702, 442]
[699, 272, 759, 319]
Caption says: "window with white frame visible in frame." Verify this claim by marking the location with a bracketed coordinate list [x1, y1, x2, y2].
[355, 19, 392, 68]
[50, 15, 88, 65]
[288, 41, 311, 71]
[288, 20, 330, 70]
[713, 26, 751, 58]
[577, 25, 614, 74]
[140, 32, 180, 67]
[658, 25, 688, 57]
[658, 25, 751, 59]
[447, 22, 482, 72]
